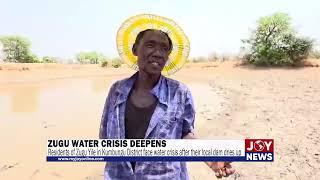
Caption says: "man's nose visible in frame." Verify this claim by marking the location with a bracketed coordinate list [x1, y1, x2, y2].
[152, 48, 164, 58]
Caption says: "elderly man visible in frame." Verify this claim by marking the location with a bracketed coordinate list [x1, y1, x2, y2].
[99, 14, 235, 179]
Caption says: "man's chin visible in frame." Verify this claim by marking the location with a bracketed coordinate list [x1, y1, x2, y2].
[146, 69, 162, 77]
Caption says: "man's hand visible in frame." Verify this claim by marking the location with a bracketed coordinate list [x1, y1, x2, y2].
[205, 162, 235, 178]
[182, 134, 236, 178]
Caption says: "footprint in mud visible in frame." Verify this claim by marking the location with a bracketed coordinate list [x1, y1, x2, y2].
[42, 121, 56, 128]
[0, 162, 19, 172]
[29, 164, 48, 179]
[29, 169, 40, 179]
[51, 172, 63, 178]
[83, 173, 104, 180]
[84, 176, 94, 180]
[44, 124, 56, 128]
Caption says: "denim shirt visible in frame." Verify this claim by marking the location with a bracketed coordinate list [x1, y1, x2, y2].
[99, 72, 195, 180]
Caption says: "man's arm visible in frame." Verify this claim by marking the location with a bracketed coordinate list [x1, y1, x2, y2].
[183, 132, 235, 178]
[181, 89, 235, 178]
[99, 82, 117, 139]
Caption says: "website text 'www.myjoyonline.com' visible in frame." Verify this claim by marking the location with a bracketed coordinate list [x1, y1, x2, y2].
[56, 157, 104, 162]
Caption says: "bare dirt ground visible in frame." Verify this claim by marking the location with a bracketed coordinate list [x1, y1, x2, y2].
[0, 61, 319, 180]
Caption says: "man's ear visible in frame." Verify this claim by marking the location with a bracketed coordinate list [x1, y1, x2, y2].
[132, 44, 137, 56]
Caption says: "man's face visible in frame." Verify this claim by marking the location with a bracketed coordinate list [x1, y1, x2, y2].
[133, 30, 171, 76]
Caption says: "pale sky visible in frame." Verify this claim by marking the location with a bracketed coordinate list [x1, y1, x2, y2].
[1, 0, 319, 59]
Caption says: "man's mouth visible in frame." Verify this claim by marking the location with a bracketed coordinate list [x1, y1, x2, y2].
[151, 62, 160, 66]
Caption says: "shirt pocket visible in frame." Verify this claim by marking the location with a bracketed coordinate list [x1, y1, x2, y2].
[165, 101, 184, 122]
[157, 104, 183, 138]
[161, 106, 178, 126]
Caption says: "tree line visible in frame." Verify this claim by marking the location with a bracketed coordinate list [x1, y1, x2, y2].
[0, 12, 319, 66]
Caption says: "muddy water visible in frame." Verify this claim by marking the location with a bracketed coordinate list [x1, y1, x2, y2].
[0, 74, 224, 180]
[0, 77, 116, 180]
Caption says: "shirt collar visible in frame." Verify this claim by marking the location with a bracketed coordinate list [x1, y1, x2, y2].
[114, 72, 168, 107]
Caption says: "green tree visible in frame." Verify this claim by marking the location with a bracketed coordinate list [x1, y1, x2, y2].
[76, 51, 107, 64]
[101, 60, 108, 67]
[42, 56, 57, 63]
[110, 57, 122, 68]
[0, 35, 39, 63]
[242, 12, 313, 66]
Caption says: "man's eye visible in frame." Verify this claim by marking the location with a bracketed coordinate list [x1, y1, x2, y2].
[163, 47, 169, 52]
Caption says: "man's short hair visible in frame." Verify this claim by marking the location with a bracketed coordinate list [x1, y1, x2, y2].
[133, 29, 173, 53]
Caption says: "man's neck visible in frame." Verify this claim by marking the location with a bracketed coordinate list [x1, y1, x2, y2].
[135, 71, 161, 91]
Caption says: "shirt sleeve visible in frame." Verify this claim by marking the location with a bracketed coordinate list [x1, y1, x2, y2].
[181, 89, 196, 138]
[99, 82, 117, 139]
